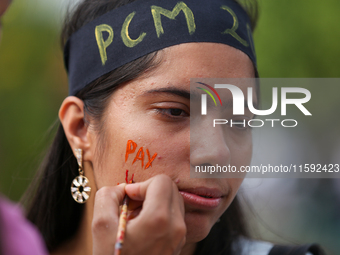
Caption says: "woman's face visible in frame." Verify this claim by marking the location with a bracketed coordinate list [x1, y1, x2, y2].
[89, 42, 255, 243]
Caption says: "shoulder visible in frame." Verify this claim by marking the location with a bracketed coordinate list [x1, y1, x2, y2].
[0, 197, 48, 255]
[234, 237, 316, 255]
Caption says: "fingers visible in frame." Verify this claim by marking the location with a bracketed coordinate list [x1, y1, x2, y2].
[171, 181, 185, 218]
[126, 175, 175, 216]
[123, 175, 186, 255]
[127, 207, 142, 221]
[92, 183, 126, 255]
[92, 175, 187, 255]
[125, 174, 185, 222]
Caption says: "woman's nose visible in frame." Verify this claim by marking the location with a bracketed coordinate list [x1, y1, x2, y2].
[190, 117, 231, 168]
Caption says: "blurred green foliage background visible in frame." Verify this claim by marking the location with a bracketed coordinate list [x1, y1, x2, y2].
[0, 0, 339, 254]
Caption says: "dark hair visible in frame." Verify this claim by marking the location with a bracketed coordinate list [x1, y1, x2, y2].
[24, 0, 259, 253]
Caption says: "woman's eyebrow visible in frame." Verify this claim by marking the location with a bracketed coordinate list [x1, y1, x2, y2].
[140, 87, 191, 100]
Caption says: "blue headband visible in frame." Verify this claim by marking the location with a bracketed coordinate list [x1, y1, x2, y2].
[64, 0, 256, 96]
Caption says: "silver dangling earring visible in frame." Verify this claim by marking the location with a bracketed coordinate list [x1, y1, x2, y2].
[70, 148, 91, 203]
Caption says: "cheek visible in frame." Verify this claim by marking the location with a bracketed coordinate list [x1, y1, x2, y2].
[90, 123, 134, 187]
[95, 133, 188, 185]
[226, 137, 251, 187]
[230, 134, 253, 167]
[141, 133, 189, 183]
[128, 131, 189, 180]
[228, 178, 244, 197]
[154, 135, 189, 164]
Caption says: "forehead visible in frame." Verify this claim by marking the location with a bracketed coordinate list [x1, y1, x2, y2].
[138, 42, 254, 88]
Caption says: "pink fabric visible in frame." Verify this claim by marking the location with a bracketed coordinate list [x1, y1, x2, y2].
[0, 197, 47, 255]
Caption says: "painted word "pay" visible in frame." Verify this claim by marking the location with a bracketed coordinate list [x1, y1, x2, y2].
[125, 140, 158, 170]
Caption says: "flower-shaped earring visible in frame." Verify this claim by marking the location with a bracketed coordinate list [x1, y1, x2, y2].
[71, 149, 91, 203]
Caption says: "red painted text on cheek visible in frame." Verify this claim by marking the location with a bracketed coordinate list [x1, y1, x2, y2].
[125, 140, 158, 170]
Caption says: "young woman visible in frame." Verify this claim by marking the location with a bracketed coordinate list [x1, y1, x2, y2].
[24, 0, 324, 254]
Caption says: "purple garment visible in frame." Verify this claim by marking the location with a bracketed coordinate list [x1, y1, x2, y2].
[0, 197, 48, 255]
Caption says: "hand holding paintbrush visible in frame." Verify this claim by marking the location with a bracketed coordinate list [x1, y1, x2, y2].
[92, 174, 185, 255]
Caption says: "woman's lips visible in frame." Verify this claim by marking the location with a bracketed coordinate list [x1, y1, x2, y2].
[179, 187, 223, 209]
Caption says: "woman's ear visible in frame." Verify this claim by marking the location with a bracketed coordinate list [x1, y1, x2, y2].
[59, 96, 94, 161]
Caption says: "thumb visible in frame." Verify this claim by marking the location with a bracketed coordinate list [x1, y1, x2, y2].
[92, 184, 126, 255]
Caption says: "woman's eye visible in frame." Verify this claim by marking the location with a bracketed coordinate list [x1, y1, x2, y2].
[156, 108, 189, 119]
[169, 108, 184, 116]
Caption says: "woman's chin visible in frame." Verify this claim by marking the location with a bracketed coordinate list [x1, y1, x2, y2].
[184, 211, 218, 243]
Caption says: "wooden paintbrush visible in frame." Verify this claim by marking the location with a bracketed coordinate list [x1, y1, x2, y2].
[115, 170, 134, 255]
[114, 194, 129, 255]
